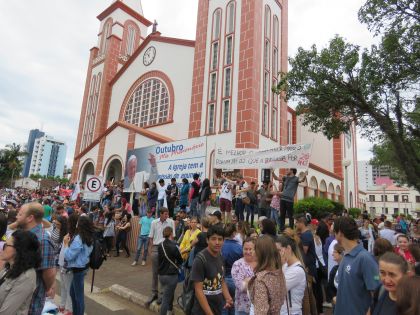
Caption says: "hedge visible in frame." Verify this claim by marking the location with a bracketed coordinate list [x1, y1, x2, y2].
[294, 197, 337, 219]
[348, 207, 362, 218]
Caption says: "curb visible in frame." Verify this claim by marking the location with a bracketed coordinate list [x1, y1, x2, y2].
[109, 284, 184, 315]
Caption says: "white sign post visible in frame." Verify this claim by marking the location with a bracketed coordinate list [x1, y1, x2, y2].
[83, 175, 104, 202]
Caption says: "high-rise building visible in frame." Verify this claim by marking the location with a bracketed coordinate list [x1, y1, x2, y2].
[22, 129, 45, 177]
[358, 160, 373, 191]
[29, 136, 66, 177]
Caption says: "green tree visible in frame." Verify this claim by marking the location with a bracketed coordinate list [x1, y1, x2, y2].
[0, 143, 27, 187]
[276, 0, 420, 190]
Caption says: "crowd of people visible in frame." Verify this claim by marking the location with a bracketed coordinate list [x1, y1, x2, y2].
[0, 167, 419, 315]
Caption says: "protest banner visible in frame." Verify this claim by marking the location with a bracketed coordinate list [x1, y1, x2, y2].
[215, 143, 312, 170]
[124, 137, 207, 192]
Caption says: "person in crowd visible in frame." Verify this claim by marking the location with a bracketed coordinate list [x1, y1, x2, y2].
[248, 235, 286, 315]
[221, 223, 243, 315]
[295, 214, 323, 314]
[192, 216, 210, 257]
[191, 224, 233, 315]
[165, 178, 179, 218]
[147, 182, 159, 214]
[133, 209, 154, 266]
[235, 175, 248, 222]
[179, 178, 190, 211]
[58, 213, 78, 315]
[234, 221, 250, 245]
[179, 217, 201, 261]
[189, 173, 201, 217]
[219, 177, 234, 224]
[245, 182, 258, 227]
[42, 199, 52, 221]
[119, 198, 132, 215]
[103, 211, 115, 257]
[157, 179, 167, 216]
[269, 182, 281, 229]
[175, 209, 187, 241]
[408, 243, 420, 275]
[256, 181, 271, 219]
[15, 202, 56, 315]
[359, 218, 375, 252]
[275, 232, 306, 315]
[370, 252, 409, 315]
[231, 237, 256, 315]
[146, 207, 175, 306]
[333, 216, 380, 315]
[395, 275, 420, 315]
[158, 226, 183, 315]
[317, 213, 331, 246]
[327, 243, 344, 310]
[210, 210, 224, 229]
[0, 213, 6, 261]
[379, 221, 397, 246]
[394, 234, 415, 265]
[0, 230, 41, 315]
[199, 178, 212, 218]
[114, 213, 131, 257]
[50, 215, 68, 258]
[63, 216, 94, 315]
[373, 238, 394, 261]
[55, 204, 68, 218]
[139, 182, 150, 217]
[272, 169, 307, 231]
[260, 218, 277, 238]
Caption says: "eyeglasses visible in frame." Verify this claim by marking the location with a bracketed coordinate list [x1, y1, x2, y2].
[3, 243, 14, 251]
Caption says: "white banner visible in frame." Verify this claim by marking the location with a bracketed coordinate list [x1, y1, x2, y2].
[215, 143, 312, 169]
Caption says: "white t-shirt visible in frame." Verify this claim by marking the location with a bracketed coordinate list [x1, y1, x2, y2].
[220, 182, 233, 201]
[315, 239, 325, 268]
[280, 262, 306, 315]
[327, 239, 338, 280]
[239, 181, 249, 199]
[157, 184, 166, 200]
[379, 228, 397, 246]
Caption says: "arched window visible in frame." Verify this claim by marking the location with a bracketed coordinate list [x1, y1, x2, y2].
[82, 75, 97, 150]
[226, 2, 235, 34]
[100, 20, 112, 54]
[126, 25, 136, 56]
[124, 78, 170, 127]
[213, 9, 222, 40]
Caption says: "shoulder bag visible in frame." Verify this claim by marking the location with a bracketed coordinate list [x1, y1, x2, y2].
[161, 242, 185, 282]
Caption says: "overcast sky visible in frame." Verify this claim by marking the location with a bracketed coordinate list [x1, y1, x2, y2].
[0, 0, 376, 167]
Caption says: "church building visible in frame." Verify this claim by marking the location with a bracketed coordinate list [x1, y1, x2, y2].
[72, 0, 360, 208]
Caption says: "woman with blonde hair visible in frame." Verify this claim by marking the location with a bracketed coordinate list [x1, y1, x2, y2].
[248, 235, 286, 315]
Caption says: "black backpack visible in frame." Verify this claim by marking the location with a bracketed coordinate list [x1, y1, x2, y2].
[178, 252, 206, 315]
[89, 233, 107, 270]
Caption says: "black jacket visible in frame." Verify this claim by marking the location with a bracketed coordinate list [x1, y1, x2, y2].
[158, 239, 183, 275]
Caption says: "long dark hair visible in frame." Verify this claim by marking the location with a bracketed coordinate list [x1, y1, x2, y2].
[68, 213, 79, 238]
[56, 215, 68, 244]
[6, 230, 41, 279]
[75, 216, 94, 246]
[105, 211, 114, 226]
[0, 213, 7, 240]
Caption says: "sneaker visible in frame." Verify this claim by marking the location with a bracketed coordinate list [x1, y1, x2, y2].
[323, 302, 333, 308]
[141, 260, 146, 266]
[131, 261, 137, 266]
[145, 294, 158, 307]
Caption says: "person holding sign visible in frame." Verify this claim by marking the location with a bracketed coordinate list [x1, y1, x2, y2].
[272, 169, 307, 232]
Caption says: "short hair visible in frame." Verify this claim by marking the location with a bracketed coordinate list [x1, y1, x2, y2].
[128, 155, 137, 163]
[291, 168, 297, 175]
[207, 224, 224, 239]
[163, 226, 173, 239]
[397, 234, 409, 242]
[384, 221, 392, 228]
[160, 207, 169, 214]
[193, 173, 200, 180]
[182, 178, 189, 184]
[295, 214, 309, 226]
[56, 204, 64, 211]
[158, 179, 165, 184]
[261, 218, 277, 236]
[25, 202, 44, 223]
[333, 243, 345, 255]
[379, 252, 409, 274]
[224, 223, 237, 238]
[171, 178, 176, 182]
[333, 217, 359, 240]
[373, 238, 394, 257]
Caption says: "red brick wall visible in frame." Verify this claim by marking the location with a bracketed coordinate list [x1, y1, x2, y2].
[188, 0, 209, 138]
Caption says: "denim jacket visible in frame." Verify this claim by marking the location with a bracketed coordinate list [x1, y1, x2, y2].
[64, 235, 93, 268]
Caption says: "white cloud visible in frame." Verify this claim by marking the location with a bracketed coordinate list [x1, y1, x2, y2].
[0, 0, 375, 168]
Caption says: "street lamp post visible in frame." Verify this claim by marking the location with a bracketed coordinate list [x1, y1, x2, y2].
[342, 160, 351, 208]
[38, 178, 42, 190]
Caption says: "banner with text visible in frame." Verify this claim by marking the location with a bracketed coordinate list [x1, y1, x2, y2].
[215, 143, 312, 170]
[124, 137, 207, 192]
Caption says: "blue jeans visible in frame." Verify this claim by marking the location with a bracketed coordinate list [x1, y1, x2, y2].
[222, 276, 235, 315]
[245, 204, 256, 227]
[270, 207, 280, 231]
[70, 269, 87, 315]
[135, 235, 149, 262]
[157, 199, 165, 216]
[190, 197, 199, 217]
[235, 199, 245, 221]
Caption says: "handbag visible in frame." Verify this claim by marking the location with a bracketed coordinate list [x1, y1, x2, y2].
[161, 242, 185, 282]
[242, 196, 251, 205]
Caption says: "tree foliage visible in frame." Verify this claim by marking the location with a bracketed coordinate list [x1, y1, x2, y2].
[276, 0, 420, 190]
[0, 143, 27, 187]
